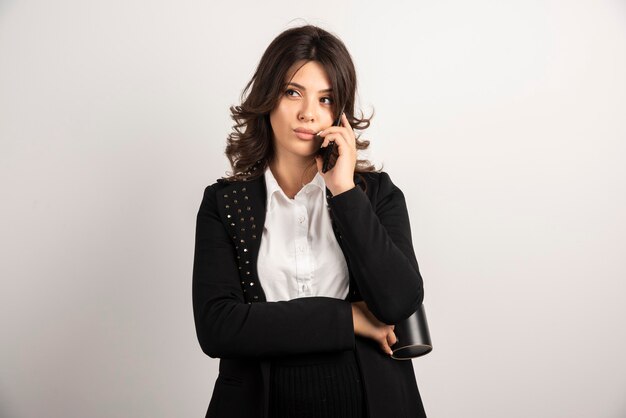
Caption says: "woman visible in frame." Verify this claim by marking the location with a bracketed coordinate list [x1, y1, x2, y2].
[192, 25, 426, 418]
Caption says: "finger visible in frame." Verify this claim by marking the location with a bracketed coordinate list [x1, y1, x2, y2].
[340, 112, 350, 128]
[387, 330, 398, 347]
[323, 123, 354, 144]
[340, 113, 356, 146]
[381, 340, 393, 356]
[320, 122, 354, 145]
[321, 133, 347, 151]
[320, 135, 333, 148]
[319, 134, 331, 149]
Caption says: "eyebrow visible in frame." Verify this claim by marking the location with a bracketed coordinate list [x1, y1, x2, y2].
[286, 82, 333, 93]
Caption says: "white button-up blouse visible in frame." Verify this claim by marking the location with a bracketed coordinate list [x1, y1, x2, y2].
[257, 166, 350, 302]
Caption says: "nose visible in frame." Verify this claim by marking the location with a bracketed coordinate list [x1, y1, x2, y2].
[298, 99, 317, 122]
[298, 111, 313, 122]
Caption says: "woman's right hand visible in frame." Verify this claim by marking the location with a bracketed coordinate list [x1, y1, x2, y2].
[351, 301, 397, 356]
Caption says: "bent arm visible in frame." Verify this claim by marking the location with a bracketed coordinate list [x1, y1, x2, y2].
[328, 172, 424, 325]
[192, 185, 355, 359]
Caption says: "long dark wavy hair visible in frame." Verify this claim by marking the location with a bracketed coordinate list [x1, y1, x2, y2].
[222, 24, 380, 185]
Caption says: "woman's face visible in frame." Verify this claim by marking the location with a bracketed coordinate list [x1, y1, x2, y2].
[269, 60, 335, 162]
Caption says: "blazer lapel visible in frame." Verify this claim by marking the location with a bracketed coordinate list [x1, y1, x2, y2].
[215, 175, 268, 304]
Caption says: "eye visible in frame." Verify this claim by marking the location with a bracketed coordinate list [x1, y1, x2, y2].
[284, 88, 300, 97]
[321, 97, 334, 105]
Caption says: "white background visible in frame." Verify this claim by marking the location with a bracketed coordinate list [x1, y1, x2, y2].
[1, 0, 625, 417]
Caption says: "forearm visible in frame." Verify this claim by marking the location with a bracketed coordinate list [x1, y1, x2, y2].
[194, 292, 355, 359]
[329, 174, 424, 324]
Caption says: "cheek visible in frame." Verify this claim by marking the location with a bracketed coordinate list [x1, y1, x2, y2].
[324, 110, 335, 124]
[270, 103, 290, 130]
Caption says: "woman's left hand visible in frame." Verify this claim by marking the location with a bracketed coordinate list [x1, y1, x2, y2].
[351, 301, 398, 356]
[315, 112, 357, 196]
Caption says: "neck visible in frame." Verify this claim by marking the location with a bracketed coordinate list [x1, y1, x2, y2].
[269, 154, 318, 199]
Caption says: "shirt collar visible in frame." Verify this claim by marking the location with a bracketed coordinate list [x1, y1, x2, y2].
[264, 165, 326, 212]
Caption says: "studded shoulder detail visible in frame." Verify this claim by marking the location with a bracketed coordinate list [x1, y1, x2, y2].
[222, 184, 261, 304]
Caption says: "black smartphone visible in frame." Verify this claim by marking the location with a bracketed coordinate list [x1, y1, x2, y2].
[315, 104, 346, 173]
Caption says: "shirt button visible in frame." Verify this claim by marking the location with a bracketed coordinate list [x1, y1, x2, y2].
[298, 216, 305, 224]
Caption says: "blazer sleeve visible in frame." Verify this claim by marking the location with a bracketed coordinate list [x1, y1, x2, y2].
[192, 184, 355, 359]
[327, 171, 424, 325]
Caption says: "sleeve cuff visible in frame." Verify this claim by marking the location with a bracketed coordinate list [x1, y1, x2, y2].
[339, 300, 356, 350]
[329, 185, 369, 212]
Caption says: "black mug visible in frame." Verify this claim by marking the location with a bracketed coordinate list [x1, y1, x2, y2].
[391, 304, 433, 360]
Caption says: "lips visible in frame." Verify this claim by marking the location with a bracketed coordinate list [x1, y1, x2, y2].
[294, 128, 317, 135]
[294, 128, 320, 141]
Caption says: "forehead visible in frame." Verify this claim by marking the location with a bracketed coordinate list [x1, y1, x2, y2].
[286, 60, 331, 88]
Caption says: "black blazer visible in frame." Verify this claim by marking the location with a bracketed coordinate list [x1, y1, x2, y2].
[192, 170, 427, 418]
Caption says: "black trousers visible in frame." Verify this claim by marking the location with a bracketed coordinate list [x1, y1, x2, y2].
[268, 349, 366, 418]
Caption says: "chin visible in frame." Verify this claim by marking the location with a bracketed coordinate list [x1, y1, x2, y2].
[274, 137, 318, 160]
[286, 142, 317, 155]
